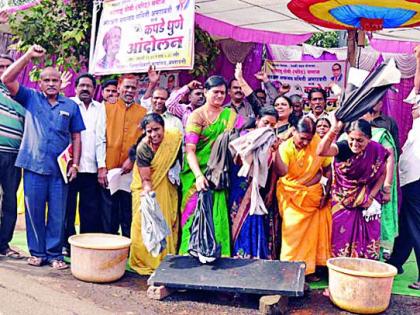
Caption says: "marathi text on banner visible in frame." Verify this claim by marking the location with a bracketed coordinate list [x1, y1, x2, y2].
[0, 0, 40, 12]
[92, 0, 195, 75]
[264, 60, 347, 112]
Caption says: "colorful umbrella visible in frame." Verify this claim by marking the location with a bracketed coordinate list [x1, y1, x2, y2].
[288, 0, 420, 31]
[1, 0, 41, 13]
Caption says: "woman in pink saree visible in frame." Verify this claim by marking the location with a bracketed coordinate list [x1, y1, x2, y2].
[317, 119, 391, 259]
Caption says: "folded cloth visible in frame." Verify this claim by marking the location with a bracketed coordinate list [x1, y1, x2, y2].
[205, 129, 240, 190]
[140, 192, 171, 257]
[188, 190, 221, 263]
[229, 127, 276, 215]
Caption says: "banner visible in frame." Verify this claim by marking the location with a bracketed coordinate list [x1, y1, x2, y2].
[92, 0, 195, 75]
[264, 60, 347, 112]
[0, 0, 40, 12]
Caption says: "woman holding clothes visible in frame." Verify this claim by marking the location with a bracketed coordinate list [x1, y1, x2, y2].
[179, 75, 245, 257]
[317, 119, 391, 260]
[228, 106, 288, 259]
[129, 113, 183, 275]
[276, 117, 332, 279]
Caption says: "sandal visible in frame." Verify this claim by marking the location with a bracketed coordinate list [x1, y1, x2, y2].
[408, 282, 420, 290]
[27, 256, 45, 267]
[1, 248, 25, 259]
[49, 259, 69, 270]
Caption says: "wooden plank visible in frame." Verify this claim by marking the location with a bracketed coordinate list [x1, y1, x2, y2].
[148, 255, 306, 297]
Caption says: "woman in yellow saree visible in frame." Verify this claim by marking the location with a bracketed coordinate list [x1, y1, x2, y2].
[277, 117, 332, 277]
[129, 113, 183, 275]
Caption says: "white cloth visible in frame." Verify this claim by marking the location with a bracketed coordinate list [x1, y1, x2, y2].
[161, 111, 184, 135]
[71, 97, 106, 172]
[140, 192, 171, 257]
[362, 199, 382, 222]
[229, 127, 276, 215]
[107, 168, 133, 195]
[399, 112, 420, 187]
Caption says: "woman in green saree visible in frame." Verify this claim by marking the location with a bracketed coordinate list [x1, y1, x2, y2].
[179, 76, 245, 256]
[371, 127, 398, 256]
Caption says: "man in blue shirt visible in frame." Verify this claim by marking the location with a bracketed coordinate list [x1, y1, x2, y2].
[1, 44, 85, 270]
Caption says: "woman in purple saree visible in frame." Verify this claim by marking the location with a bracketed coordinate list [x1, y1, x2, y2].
[317, 119, 391, 259]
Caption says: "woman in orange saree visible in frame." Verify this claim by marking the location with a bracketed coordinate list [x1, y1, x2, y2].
[276, 117, 332, 277]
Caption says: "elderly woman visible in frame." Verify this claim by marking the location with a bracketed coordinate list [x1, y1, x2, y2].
[317, 119, 391, 260]
[277, 117, 332, 278]
[129, 113, 183, 275]
[316, 117, 331, 139]
[179, 75, 244, 256]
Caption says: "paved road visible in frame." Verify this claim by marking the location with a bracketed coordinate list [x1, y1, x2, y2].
[0, 256, 419, 315]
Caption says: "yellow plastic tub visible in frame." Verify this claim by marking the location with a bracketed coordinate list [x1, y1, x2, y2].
[327, 257, 397, 314]
[69, 233, 132, 283]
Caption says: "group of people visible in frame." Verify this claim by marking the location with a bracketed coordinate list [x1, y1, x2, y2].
[0, 41, 419, 290]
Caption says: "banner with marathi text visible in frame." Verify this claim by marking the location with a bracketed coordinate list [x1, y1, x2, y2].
[92, 0, 195, 75]
[264, 60, 347, 111]
[0, 0, 40, 12]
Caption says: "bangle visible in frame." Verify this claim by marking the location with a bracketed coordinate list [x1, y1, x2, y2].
[72, 164, 79, 171]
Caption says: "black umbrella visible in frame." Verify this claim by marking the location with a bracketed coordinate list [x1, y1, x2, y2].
[335, 59, 400, 123]
[188, 190, 221, 264]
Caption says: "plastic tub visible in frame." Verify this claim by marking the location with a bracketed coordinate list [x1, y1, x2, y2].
[68, 233, 132, 283]
[327, 257, 397, 314]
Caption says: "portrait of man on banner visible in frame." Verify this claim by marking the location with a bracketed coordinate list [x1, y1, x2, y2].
[96, 26, 122, 70]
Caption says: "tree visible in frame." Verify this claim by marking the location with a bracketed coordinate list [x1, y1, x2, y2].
[305, 31, 339, 48]
[191, 25, 220, 78]
[8, 0, 92, 80]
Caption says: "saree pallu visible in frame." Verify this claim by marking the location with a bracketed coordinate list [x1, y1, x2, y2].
[129, 130, 182, 275]
[371, 128, 398, 251]
[228, 163, 272, 259]
[332, 141, 389, 260]
[276, 136, 332, 275]
[179, 108, 238, 256]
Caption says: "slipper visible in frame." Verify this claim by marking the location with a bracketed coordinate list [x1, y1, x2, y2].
[1, 248, 25, 259]
[27, 256, 45, 267]
[408, 282, 420, 290]
[49, 259, 69, 270]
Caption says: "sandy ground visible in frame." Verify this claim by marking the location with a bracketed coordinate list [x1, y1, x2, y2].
[0, 255, 419, 315]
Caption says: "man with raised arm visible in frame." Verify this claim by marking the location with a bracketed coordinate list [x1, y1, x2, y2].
[1, 44, 85, 270]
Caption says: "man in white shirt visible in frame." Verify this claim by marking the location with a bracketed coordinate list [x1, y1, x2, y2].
[387, 45, 420, 290]
[64, 73, 106, 255]
[150, 87, 183, 133]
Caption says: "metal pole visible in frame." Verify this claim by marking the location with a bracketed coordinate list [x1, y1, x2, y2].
[89, 0, 103, 72]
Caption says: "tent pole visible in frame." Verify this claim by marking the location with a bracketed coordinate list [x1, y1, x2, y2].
[89, 0, 103, 72]
[347, 30, 357, 67]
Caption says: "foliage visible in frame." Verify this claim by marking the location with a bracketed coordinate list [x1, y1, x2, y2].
[305, 31, 339, 48]
[191, 25, 220, 77]
[8, 0, 92, 81]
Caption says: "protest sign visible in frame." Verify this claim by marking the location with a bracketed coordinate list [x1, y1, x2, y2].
[92, 0, 195, 75]
[264, 60, 347, 112]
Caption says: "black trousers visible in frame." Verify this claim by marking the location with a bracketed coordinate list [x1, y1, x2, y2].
[388, 179, 420, 281]
[0, 152, 21, 252]
[64, 173, 102, 247]
[100, 189, 132, 238]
